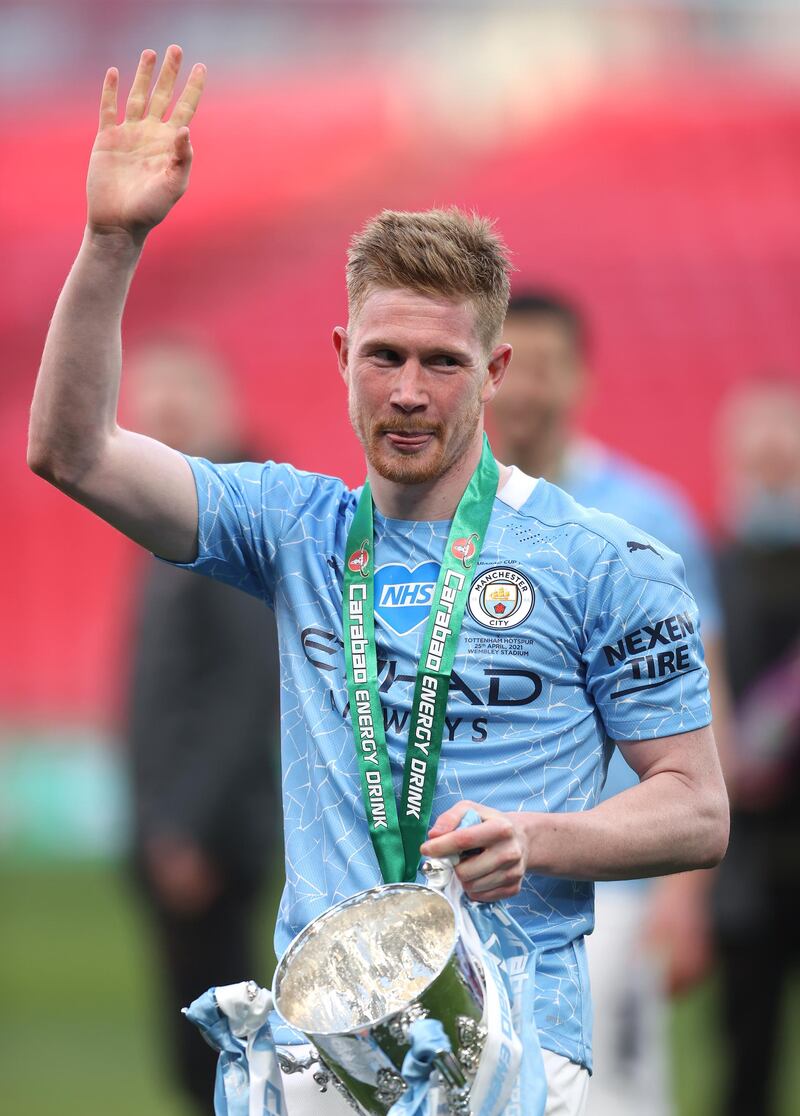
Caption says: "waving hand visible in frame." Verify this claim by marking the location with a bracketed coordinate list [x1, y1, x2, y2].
[87, 45, 206, 240]
[29, 45, 209, 564]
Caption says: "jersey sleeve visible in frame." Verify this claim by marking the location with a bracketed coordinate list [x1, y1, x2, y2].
[582, 541, 712, 741]
[161, 455, 342, 607]
[642, 491, 722, 638]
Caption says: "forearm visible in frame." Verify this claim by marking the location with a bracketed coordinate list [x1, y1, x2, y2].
[524, 769, 729, 881]
[28, 227, 143, 484]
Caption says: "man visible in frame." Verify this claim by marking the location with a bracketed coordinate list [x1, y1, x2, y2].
[125, 338, 281, 1113]
[713, 379, 800, 1116]
[492, 292, 730, 1116]
[27, 47, 728, 1116]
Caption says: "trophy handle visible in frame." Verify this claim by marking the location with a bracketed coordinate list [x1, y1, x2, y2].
[277, 1048, 320, 1075]
[432, 1049, 471, 1116]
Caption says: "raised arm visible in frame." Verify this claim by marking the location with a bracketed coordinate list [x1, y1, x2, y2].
[28, 46, 206, 562]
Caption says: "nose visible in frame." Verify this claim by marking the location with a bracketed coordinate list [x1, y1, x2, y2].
[390, 359, 428, 412]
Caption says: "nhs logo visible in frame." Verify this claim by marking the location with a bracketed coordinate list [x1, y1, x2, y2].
[374, 561, 440, 637]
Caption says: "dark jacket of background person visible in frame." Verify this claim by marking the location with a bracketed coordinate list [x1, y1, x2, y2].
[713, 541, 800, 1116]
[120, 340, 282, 1113]
[129, 558, 281, 886]
[128, 548, 281, 1114]
[712, 379, 800, 1116]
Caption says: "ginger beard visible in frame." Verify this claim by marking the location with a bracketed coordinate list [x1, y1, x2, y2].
[348, 387, 483, 485]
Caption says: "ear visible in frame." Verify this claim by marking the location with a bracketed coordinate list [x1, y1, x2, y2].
[569, 356, 589, 410]
[332, 326, 349, 382]
[480, 343, 513, 404]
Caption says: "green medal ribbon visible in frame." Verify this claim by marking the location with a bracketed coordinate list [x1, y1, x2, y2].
[342, 435, 499, 882]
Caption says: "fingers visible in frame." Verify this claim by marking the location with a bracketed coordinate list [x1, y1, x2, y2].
[422, 809, 512, 858]
[465, 885, 516, 903]
[170, 62, 207, 129]
[421, 819, 494, 860]
[147, 44, 182, 121]
[428, 799, 495, 838]
[457, 850, 524, 900]
[427, 801, 475, 839]
[465, 869, 520, 897]
[113, 47, 204, 131]
[456, 837, 520, 883]
[98, 67, 118, 131]
[125, 49, 157, 122]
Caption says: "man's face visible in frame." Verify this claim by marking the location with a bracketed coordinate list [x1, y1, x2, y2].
[125, 343, 236, 459]
[334, 288, 509, 485]
[490, 315, 584, 449]
[723, 387, 800, 494]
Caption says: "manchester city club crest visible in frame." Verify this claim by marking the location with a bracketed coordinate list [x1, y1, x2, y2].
[467, 566, 535, 629]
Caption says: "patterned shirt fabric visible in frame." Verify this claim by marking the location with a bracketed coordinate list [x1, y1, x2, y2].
[560, 438, 720, 803]
[168, 456, 712, 1070]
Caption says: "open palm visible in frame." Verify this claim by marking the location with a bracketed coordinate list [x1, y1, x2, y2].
[87, 45, 205, 238]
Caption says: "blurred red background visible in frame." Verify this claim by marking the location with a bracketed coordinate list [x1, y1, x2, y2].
[3, 63, 799, 724]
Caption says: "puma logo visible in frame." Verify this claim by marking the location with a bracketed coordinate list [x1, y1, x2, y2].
[627, 540, 662, 558]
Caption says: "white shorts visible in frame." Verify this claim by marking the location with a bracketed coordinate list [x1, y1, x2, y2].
[278, 1044, 589, 1116]
[585, 885, 672, 1116]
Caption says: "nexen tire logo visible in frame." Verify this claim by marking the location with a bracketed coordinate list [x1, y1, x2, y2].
[374, 561, 440, 637]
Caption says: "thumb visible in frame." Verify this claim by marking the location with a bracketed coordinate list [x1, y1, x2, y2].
[428, 800, 475, 837]
[172, 126, 193, 165]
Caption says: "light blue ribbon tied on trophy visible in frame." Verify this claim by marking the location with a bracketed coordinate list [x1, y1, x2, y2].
[183, 981, 285, 1116]
[184, 810, 547, 1116]
[387, 1019, 455, 1116]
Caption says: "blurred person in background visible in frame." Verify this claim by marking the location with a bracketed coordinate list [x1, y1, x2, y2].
[125, 337, 281, 1114]
[492, 291, 730, 1116]
[713, 379, 800, 1116]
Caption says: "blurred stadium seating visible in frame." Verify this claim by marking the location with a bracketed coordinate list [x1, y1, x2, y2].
[3, 68, 799, 722]
[1, 5, 799, 1114]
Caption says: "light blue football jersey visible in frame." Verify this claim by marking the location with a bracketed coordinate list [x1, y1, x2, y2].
[169, 455, 712, 1070]
[560, 438, 720, 804]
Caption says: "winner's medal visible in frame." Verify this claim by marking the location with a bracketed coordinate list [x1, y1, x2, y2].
[269, 440, 544, 1115]
[341, 434, 499, 884]
[271, 439, 501, 1114]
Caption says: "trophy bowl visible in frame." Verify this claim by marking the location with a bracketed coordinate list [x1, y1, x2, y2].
[273, 883, 486, 1114]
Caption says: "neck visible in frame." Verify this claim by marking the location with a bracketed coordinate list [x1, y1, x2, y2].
[501, 424, 572, 483]
[367, 429, 510, 520]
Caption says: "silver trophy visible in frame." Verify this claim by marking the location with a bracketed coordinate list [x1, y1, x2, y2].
[272, 882, 488, 1115]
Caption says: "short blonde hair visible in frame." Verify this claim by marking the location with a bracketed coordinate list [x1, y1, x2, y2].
[346, 208, 512, 350]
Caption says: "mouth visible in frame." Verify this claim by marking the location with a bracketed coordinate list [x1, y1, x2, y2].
[383, 431, 435, 452]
